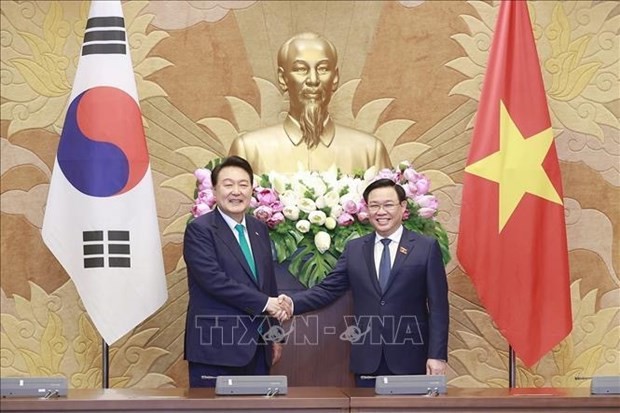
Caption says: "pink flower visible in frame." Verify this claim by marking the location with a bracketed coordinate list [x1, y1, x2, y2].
[415, 195, 438, 218]
[198, 189, 216, 208]
[415, 194, 438, 208]
[415, 177, 430, 194]
[253, 205, 273, 223]
[343, 199, 359, 215]
[337, 213, 355, 227]
[402, 209, 410, 220]
[267, 212, 285, 229]
[418, 208, 435, 219]
[405, 181, 418, 198]
[377, 168, 397, 181]
[256, 187, 279, 206]
[270, 200, 284, 213]
[356, 204, 369, 222]
[191, 202, 211, 217]
[250, 197, 259, 208]
[403, 167, 418, 183]
[194, 168, 212, 189]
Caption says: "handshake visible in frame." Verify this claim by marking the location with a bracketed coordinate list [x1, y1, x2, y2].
[266, 294, 293, 322]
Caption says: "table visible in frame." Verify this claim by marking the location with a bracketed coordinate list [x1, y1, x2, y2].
[2, 387, 618, 412]
[0, 387, 349, 413]
[345, 387, 620, 412]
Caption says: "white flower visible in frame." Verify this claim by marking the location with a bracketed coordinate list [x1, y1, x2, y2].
[298, 198, 317, 213]
[283, 205, 300, 221]
[295, 169, 313, 181]
[323, 190, 340, 208]
[314, 231, 331, 253]
[325, 217, 337, 230]
[292, 181, 309, 197]
[322, 165, 338, 186]
[279, 190, 298, 207]
[305, 175, 327, 196]
[315, 195, 326, 209]
[330, 204, 343, 219]
[296, 219, 311, 233]
[363, 166, 378, 181]
[351, 179, 365, 197]
[308, 210, 327, 226]
[269, 172, 288, 194]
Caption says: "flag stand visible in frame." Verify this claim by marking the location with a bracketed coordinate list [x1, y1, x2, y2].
[102, 340, 109, 389]
[508, 346, 516, 388]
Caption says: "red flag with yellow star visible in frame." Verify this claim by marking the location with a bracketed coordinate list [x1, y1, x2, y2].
[457, 0, 572, 367]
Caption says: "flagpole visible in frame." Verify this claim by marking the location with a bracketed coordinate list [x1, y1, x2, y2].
[102, 340, 109, 389]
[41, 0, 168, 381]
[508, 346, 516, 388]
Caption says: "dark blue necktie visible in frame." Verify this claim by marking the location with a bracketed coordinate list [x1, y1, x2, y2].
[378, 238, 391, 292]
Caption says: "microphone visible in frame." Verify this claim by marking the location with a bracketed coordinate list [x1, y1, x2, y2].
[576, 375, 620, 394]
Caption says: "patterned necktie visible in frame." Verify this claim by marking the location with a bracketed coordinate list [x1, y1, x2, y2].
[378, 238, 391, 293]
[235, 224, 257, 280]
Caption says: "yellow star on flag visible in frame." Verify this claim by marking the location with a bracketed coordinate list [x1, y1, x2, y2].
[465, 101, 563, 232]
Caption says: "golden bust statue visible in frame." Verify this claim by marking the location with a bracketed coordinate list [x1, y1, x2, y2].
[228, 32, 392, 175]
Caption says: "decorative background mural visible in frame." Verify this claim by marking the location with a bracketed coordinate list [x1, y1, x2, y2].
[1, 0, 618, 389]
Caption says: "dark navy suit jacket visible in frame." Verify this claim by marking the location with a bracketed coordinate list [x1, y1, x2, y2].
[293, 229, 449, 374]
[183, 209, 278, 367]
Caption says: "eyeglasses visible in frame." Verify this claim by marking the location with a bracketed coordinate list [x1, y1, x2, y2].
[367, 203, 400, 213]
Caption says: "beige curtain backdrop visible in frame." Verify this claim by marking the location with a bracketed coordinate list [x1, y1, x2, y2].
[1, 0, 618, 388]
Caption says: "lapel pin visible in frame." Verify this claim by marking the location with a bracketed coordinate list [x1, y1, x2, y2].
[399, 246, 408, 255]
[255, 232, 259, 236]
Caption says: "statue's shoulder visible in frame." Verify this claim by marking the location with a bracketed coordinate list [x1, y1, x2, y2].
[333, 123, 380, 143]
[237, 123, 285, 142]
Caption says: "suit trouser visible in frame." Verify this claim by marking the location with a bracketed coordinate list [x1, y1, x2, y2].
[188, 345, 269, 388]
[355, 350, 392, 388]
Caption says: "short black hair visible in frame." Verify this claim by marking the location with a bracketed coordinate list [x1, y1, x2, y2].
[363, 178, 406, 203]
[211, 156, 254, 187]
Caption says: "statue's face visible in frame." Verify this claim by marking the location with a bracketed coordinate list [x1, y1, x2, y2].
[279, 38, 339, 117]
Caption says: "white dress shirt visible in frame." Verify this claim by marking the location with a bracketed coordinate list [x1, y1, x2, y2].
[217, 208, 267, 312]
[373, 225, 404, 279]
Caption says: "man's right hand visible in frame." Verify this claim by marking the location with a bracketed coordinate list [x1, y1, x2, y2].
[266, 297, 289, 323]
[277, 294, 293, 318]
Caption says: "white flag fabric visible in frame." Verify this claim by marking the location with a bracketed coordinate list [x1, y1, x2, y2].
[42, 0, 167, 345]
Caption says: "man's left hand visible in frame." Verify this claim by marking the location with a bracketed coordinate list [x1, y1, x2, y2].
[426, 358, 446, 375]
[272, 343, 283, 365]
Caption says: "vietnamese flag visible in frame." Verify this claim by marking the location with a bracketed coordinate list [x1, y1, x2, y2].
[457, 0, 572, 367]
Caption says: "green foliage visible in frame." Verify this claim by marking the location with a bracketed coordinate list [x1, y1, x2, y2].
[192, 159, 452, 287]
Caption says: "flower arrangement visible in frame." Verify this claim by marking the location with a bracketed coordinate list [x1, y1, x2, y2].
[191, 160, 450, 287]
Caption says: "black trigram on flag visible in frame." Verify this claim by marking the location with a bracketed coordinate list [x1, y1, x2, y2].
[82, 16, 126, 56]
[83, 230, 131, 268]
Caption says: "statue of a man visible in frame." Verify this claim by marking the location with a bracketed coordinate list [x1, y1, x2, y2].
[228, 32, 392, 175]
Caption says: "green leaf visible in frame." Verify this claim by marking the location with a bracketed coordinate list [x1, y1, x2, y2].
[272, 237, 289, 263]
[204, 158, 223, 171]
[260, 174, 271, 188]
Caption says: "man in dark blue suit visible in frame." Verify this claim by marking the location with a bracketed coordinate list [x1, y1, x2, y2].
[281, 179, 449, 387]
[183, 156, 286, 387]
